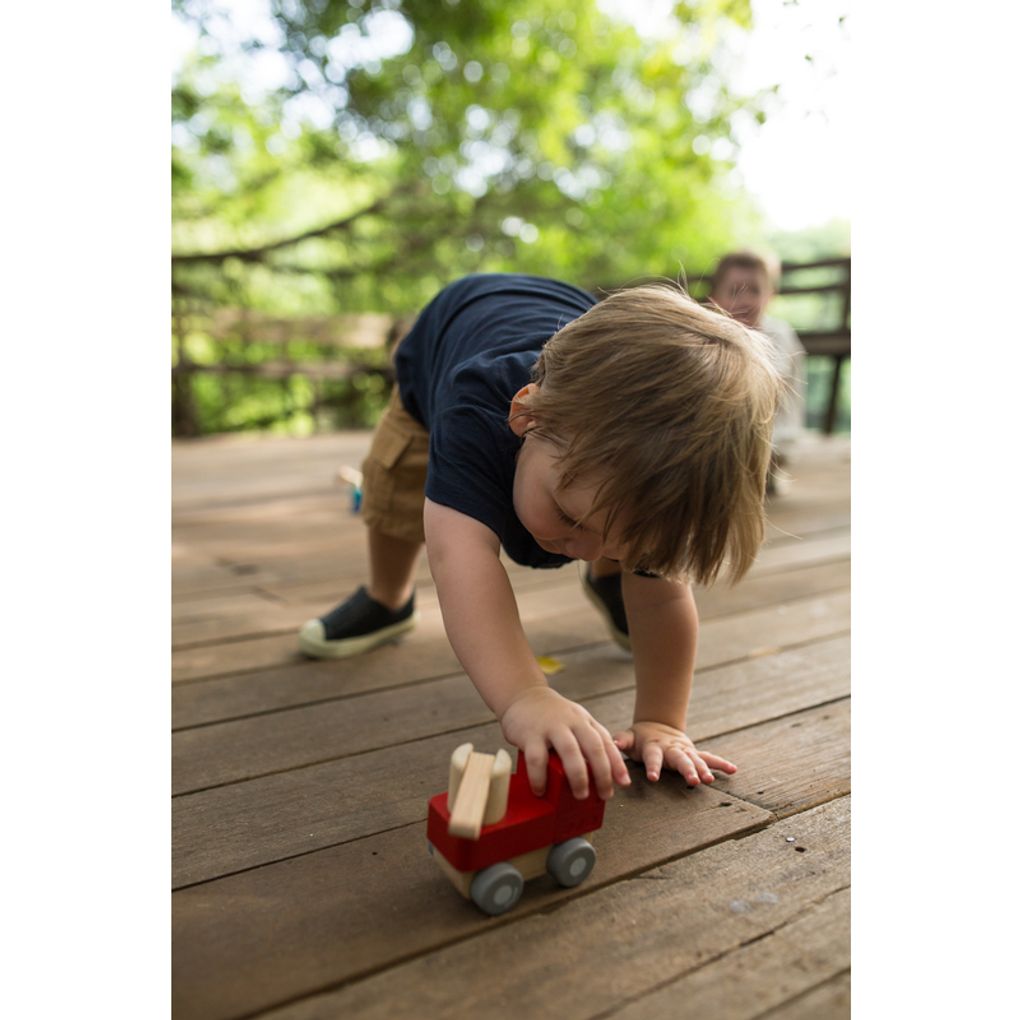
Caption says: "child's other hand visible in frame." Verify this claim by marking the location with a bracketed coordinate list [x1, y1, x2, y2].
[499, 687, 632, 801]
[613, 721, 737, 786]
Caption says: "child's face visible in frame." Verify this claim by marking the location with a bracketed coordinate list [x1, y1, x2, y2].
[512, 432, 627, 562]
[509, 385, 629, 562]
[710, 266, 771, 327]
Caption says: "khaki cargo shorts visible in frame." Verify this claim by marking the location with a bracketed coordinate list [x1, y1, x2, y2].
[360, 385, 430, 544]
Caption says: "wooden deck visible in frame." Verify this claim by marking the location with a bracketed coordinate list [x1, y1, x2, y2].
[172, 431, 851, 1020]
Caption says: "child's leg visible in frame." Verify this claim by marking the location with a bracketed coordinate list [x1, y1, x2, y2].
[298, 385, 429, 658]
[367, 526, 421, 611]
[581, 557, 630, 652]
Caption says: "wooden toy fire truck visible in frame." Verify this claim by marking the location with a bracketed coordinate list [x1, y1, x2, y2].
[426, 743, 606, 916]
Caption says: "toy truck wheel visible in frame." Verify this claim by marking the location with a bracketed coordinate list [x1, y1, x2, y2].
[470, 863, 524, 916]
[546, 838, 596, 887]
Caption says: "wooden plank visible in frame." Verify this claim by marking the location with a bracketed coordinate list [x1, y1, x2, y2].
[173, 550, 844, 677]
[173, 635, 848, 885]
[170, 479, 847, 607]
[172, 593, 849, 792]
[172, 432, 372, 514]
[173, 554, 844, 648]
[174, 798, 848, 1020]
[705, 700, 850, 819]
[692, 559, 847, 620]
[760, 971, 850, 1019]
[172, 783, 776, 1020]
[172, 433, 846, 545]
[253, 524, 849, 611]
[171, 432, 848, 515]
[764, 501, 849, 544]
[799, 331, 851, 358]
[172, 561, 848, 690]
[590, 890, 849, 1020]
[749, 529, 849, 576]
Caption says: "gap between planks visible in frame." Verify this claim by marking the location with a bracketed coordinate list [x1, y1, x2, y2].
[170, 594, 850, 798]
[171, 570, 850, 691]
[173, 697, 849, 891]
[171, 796, 849, 1020]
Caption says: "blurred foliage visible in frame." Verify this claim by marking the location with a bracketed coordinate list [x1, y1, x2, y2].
[172, 0, 847, 435]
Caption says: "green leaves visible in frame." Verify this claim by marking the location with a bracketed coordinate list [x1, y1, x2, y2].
[172, 0, 813, 432]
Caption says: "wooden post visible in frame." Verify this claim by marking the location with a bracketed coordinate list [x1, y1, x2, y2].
[824, 355, 845, 435]
[824, 268, 851, 435]
[171, 306, 200, 437]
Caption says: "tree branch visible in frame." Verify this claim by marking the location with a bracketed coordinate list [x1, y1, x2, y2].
[171, 180, 423, 266]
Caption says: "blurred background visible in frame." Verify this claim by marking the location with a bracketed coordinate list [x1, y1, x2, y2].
[171, 0, 850, 438]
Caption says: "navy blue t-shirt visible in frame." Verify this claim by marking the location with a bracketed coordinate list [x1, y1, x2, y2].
[394, 273, 596, 569]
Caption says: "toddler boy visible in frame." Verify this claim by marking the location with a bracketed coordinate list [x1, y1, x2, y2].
[300, 274, 780, 800]
[709, 252, 806, 493]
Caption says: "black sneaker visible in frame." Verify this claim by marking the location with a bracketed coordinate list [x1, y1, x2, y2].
[298, 586, 417, 659]
[581, 567, 631, 652]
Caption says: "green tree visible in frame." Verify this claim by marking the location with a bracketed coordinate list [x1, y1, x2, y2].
[172, 0, 766, 313]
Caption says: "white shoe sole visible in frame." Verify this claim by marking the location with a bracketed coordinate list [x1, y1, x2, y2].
[298, 611, 419, 659]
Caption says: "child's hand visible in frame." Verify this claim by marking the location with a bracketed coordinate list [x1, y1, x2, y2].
[499, 686, 632, 801]
[613, 721, 737, 786]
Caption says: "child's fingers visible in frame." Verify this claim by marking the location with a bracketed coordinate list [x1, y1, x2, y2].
[523, 740, 549, 796]
[552, 731, 590, 800]
[688, 750, 716, 784]
[603, 731, 632, 787]
[698, 750, 738, 774]
[643, 743, 665, 782]
[613, 729, 635, 754]
[573, 725, 614, 800]
[664, 745, 700, 786]
[589, 720, 631, 788]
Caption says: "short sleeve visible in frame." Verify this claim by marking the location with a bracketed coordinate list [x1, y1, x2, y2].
[425, 405, 516, 540]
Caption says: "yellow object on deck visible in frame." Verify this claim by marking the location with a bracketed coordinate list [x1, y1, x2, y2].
[536, 655, 564, 675]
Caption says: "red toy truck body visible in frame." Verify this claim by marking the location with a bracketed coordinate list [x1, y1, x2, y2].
[427, 749, 606, 914]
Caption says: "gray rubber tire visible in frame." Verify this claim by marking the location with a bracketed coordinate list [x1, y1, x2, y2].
[546, 838, 596, 887]
[470, 863, 524, 916]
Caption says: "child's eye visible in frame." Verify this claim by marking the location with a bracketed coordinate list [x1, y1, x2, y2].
[557, 508, 579, 528]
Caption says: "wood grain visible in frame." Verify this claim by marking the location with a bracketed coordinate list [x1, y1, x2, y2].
[243, 798, 849, 1020]
[170, 432, 851, 1020]
[706, 699, 850, 819]
[171, 559, 848, 725]
[172, 594, 849, 793]
[173, 636, 848, 886]
[603, 889, 850, 1020]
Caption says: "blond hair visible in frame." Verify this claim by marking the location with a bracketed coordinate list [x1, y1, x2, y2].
[517, 283, 781, 584]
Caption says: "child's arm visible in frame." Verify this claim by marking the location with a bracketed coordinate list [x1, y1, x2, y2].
[614, 572, 737, 785]
[424, 498, 631, 800]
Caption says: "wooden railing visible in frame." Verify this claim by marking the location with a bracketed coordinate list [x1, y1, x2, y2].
[171, 256, 849, 436]
[771, 256, 850, 435]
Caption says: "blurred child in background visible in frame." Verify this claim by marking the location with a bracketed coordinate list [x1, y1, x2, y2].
[709, 251, 806, 495]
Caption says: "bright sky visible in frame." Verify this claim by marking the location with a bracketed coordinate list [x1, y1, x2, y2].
[172, 0, 850, 231]
[724, 0, 850, 231]
[599, 0, 851, 231]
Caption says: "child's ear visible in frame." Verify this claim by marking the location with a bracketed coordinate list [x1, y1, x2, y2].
[508, 383, 540, 438]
